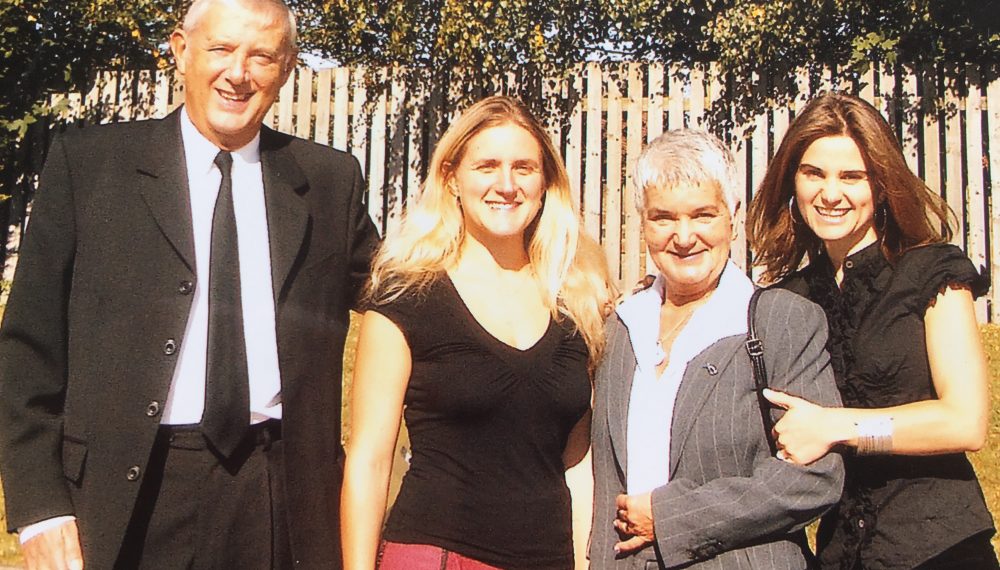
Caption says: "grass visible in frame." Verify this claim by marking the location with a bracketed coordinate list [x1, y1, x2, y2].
[972, 324, 1000, 553]
[0, 498, 14, 566]
[1, 323, 999, 566]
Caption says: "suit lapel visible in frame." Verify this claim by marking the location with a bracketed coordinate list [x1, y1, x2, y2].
[132, 116, 309, 297]
[668, 341, 742, 475]
[260, 127, 309, 301]
[135, 110, 196, 271]
[606, 317, 637, 478]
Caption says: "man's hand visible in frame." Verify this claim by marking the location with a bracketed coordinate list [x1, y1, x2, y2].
[613, 492, 655, 555]
[22, 520, 83, 570]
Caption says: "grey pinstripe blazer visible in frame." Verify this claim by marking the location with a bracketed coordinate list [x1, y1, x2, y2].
[590, 288, 845, 569]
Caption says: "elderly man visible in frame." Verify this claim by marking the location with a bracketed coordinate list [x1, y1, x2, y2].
[0, 0, 379, 568]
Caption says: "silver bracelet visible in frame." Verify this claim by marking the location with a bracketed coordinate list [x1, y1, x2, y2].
[855, 416, 893, 456]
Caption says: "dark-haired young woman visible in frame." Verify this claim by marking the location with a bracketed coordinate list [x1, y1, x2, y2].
[748, 92, 997, 569]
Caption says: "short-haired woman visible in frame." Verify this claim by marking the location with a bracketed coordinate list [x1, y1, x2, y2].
[590, 129, 843, 569]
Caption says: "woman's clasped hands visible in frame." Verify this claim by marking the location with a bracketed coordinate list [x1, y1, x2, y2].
[612, 493, 655, 555]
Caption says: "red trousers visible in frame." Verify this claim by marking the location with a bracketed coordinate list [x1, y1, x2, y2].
[378, 541, 504, 570]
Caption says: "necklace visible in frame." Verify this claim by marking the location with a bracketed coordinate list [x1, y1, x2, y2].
[653, 306, 699, 366]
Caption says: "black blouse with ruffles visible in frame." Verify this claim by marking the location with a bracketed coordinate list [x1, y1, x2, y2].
[779, 242, 994, 569]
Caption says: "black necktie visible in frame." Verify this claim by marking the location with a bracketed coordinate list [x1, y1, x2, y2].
[203, 151, 250, 457]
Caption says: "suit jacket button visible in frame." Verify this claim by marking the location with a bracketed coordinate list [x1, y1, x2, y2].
[163, 339, 177, 355]
[146, 401, 161, 417]
[178, 280, 194, 295]
[126, 466, 141, 481]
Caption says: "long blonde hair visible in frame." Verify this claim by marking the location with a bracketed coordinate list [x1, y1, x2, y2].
[366, 96, 615, 365]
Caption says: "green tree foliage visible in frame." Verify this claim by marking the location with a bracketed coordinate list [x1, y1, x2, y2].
[705, 0, 999, 97]
[0, 0, 179, 224]
[1, 0, 996, 228]
[706, 0, 998, 127]
[292, 0, 627, 117]
[289, 0, 998, 132]
[604, 0, 722, 64]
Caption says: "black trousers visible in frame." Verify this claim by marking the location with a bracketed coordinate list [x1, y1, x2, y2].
[114, 422, 292, 570]
[914, 531, 1000, 570]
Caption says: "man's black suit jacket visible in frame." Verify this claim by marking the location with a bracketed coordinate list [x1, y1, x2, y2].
[0, 109, 379, 569]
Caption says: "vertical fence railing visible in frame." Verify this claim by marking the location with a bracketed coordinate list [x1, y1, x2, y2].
[43, 63, 1000, 322]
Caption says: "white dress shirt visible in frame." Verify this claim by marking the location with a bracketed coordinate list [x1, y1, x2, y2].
[20, 110, 284, 543]
[618, 261, 754, 495]
[164, 109, 283, 424]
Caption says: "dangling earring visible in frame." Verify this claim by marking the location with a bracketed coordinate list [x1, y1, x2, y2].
[874, 202, 888, 234]
[788, 196, 804, 225]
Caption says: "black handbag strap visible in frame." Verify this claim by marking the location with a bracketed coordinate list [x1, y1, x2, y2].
[746, 288, 777, 454]
[745, 288, 817, 566]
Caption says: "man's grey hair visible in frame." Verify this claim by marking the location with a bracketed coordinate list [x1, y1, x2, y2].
[633, 129, 740, 215]
[182, 0, 298, 50]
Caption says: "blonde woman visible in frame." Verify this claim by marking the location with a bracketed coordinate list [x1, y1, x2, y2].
[341, 96, 615, 570]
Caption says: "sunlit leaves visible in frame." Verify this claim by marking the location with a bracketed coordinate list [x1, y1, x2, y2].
[707, 0, 999, 81]
[291, 0, 615, 107]
[0, 0, 179, 221]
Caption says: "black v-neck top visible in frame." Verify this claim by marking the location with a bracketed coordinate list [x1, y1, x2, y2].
[779, 242, 994, 569]
[367, 275, 589, 569]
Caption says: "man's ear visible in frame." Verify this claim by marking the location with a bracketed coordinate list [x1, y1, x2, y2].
[281, 49, 299, 82]
[169, 30, 188, 75]
[285, 48, 299, 79]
